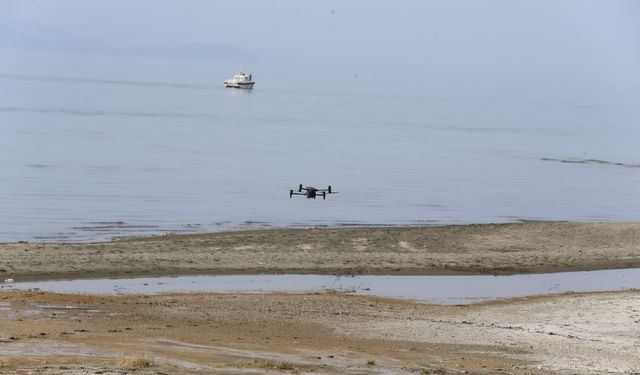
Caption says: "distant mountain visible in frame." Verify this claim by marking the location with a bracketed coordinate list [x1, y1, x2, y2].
[0, 19, 258, 63]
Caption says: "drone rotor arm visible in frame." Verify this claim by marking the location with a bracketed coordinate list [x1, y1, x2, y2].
[290, 185, 336, 197]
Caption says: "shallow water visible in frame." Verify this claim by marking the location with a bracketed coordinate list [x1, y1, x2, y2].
[6, 268, 639, 304]
[1, 50, 639, 242]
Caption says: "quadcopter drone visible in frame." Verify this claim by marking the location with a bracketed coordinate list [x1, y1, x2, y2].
[290, 184, 337, 199]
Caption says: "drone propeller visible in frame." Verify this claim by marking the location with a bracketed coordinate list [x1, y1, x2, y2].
[317, 188, 337, 194]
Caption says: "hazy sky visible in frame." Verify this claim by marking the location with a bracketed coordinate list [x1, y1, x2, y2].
[1, 0, 639, 92]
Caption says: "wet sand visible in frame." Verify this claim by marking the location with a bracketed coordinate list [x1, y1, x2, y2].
[1, 221, 639, 374]
[2, 222, 640, 281]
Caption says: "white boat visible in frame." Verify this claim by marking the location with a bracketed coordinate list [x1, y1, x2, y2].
[224, 70, 254, 89]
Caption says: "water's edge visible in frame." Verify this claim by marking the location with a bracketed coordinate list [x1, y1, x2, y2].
[3, 268, 639, 305]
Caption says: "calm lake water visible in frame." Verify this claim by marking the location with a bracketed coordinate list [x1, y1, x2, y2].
[1, 50, 639, 242]
[5, 269, 640, 304]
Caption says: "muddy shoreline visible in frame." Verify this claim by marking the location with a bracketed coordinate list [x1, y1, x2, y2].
[1, 289, 639, 374]
[2, 221, 640, 373]
[2, 221, 640, 282]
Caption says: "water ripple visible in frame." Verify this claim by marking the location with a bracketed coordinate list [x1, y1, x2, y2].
[541, 157, 640, 169]
[0, 73, 211, 90]
[0, 106, 216, 119]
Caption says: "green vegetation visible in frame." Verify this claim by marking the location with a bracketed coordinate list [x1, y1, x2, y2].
[117, 356, 154, 368]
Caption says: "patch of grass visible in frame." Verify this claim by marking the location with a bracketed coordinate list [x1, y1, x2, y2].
[117, 356, 154, 368]
[420, 368, 447, 374]
[0, 358, 29, 369]
[277, 362, 295, 370]
[258, 361, 296, 371]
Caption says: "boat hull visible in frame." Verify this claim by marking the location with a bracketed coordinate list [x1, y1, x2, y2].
[224, 82, 254, 90]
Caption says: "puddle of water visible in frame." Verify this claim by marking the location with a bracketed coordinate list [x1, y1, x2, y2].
[8, 269, 640, 304]
[0, 339, 208, 371]
[155, 338, 322, 366]
[150, 338, 404, 374]
[0, 340, 111, 357]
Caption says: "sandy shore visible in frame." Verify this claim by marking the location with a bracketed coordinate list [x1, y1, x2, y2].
[1, 221, 639, 374]
[1, 290, 639, 374]
[2, 222, 640, 281]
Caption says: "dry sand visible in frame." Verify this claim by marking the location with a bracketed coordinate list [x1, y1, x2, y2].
[0, 290, 638, 374]
[1, 222, 639, 374]
[2, 222, 640, 281]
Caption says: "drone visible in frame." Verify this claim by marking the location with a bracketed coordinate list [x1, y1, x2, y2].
[290, 184, 337, 199]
